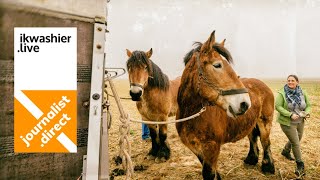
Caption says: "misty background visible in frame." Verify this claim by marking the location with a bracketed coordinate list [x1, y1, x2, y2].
[105, 0, 320, 80]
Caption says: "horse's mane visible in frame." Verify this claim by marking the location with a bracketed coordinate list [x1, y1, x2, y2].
[183, 42, 233, 66]
[183, 42, 202, 66]
[127, 51, 169, 91]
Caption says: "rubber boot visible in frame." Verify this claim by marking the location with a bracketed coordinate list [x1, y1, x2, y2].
[295, 161, 305, 176]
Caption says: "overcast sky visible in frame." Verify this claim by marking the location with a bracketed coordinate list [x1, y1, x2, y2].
[105, 0, 320, 79]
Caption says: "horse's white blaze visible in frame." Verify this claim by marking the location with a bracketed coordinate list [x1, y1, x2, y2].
[225, 93, 251, 118]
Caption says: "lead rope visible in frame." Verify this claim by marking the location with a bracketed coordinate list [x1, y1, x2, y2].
[130, 107, 206, 124]
[106, 77, 134, 180]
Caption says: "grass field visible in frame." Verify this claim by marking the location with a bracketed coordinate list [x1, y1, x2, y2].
[105, 79, 320, 180]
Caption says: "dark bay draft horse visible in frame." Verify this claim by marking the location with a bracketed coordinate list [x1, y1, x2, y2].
[176, 31, 275, 179]
[126, 48, 181, 161]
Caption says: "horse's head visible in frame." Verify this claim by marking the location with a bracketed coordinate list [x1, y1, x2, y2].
[184, 31, 251, 118]
[126, 48, 153, 101]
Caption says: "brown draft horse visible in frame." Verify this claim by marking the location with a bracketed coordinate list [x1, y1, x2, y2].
[125, 48, 181, 161]
[176, 31, 275, 179]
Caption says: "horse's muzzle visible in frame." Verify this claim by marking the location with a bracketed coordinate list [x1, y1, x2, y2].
[130, 84, 144, 101]
[130, 90, 142, 101]
[228, 101, 249, 117]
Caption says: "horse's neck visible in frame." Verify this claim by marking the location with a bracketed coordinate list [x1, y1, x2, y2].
[147, 64, 170, 91]
[141, 85, 158, 100]
[143, 84, 157, 93]
[178, 78, 204, 117]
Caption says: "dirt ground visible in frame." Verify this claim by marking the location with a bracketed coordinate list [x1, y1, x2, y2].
[105, 79, 320, 180]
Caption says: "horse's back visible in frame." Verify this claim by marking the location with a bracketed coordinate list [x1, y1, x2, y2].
[241, 78, 274, 120]
[241, 78, 274, 102]
[168, 76, 181, 116]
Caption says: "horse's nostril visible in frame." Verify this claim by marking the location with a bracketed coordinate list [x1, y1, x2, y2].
[240, 102, 249, 113]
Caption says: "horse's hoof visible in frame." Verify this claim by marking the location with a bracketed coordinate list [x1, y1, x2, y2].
[146, 155, 156, 160]
[148, 148, 159, 157]
[261, 162, 275, 174]
[202, 171, 221, 180]
[156, 152, 170, 160]
[156, 146, 170, 160]
[244, 155, 259, 165]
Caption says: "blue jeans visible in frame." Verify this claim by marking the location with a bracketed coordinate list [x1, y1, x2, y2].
[142, 123, 150, 140]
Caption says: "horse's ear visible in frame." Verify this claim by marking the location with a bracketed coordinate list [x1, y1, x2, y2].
[208, 30, 216, 48]
[202, 30, 216, 51]
[221, 39, 226, 47]
[126, 49, 132, 57]
[146, 48, 153, 59]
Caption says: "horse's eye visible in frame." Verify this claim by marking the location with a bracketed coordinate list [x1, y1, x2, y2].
[144, 66, 148, 71]
[213, 63, 222, 68]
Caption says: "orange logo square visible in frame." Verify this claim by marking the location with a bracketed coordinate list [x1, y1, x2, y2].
[14, 90, 77, 153]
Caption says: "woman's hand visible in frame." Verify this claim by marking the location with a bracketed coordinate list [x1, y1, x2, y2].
[291, 114, 300, 120]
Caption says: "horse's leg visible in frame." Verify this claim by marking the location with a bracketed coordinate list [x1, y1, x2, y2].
[147, 124, 160, 158]
[156, 124, 170, 160]
[244, 125, 260, 165]
[200, 142, 221, 180]
[257, 119, 275, 174]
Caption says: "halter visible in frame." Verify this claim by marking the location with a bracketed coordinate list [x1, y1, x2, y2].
[130, 76, 153, 89]
[196, 52, 248, 101]
[130, 83, 144, 89]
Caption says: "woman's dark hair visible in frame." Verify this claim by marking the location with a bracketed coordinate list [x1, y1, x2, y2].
[287, 74, 299, 82]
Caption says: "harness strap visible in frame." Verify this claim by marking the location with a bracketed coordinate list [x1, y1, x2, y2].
[220, 88, 248, 96]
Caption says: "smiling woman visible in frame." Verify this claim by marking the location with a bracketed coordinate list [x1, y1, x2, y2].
[275, 74, 311, 177]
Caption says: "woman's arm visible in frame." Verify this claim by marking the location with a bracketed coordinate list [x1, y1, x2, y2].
[304, 91, 311, 114]
[275, 93, 292, 117]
